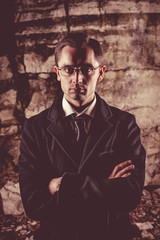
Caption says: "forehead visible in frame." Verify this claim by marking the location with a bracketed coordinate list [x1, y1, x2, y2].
[58, 45, 98, 66]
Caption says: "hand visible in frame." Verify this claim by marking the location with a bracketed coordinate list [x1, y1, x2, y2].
[108, 160, 135, 179]
[48, 177, 62, 195]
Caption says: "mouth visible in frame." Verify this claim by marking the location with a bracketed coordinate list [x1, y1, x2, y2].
[70, 87, 85, 93]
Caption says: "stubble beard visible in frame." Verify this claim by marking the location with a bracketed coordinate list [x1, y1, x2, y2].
[65, 87, 86, 106]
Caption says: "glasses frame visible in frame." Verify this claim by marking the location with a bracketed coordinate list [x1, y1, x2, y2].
[57, 65, 101, 77]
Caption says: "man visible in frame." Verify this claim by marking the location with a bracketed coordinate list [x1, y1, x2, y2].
[19, 33, 145, 240]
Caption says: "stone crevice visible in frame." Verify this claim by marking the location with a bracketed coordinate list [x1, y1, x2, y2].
[63, 0, 70, 33]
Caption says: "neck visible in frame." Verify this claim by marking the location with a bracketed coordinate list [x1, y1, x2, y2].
[64, 93, 95, 109]
[69, 99, 94, 113]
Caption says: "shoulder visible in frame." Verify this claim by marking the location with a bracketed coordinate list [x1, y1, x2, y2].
[24, 93, 63, 129]
[25, 106, 52, 129]
[108, 105, 138, 135]
[109, 105, 135, 123]
[98, 94, 136, 124]
[98, 97, 141, 140]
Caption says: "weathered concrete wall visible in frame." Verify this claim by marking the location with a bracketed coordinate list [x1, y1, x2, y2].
[0, 0, 160, 186]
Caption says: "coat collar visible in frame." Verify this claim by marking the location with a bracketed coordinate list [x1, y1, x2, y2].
[47, 92, 113, 122]
[47, 93, 64, 123]
[95, 92, 113, 120]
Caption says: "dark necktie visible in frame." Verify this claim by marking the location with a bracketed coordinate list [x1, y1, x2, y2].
[69, 114, 91, 165]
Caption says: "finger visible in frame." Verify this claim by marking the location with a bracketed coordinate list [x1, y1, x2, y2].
[115, 164, 135, 178]
[121, 172, 131, 178]
[115, 160, 132, 170]
[108, 160, 133, 179]
[112, 160, 132, 176]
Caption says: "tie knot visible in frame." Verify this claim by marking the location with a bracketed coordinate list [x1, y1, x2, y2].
[68, 113, 91, 141]
[70, 113, 91, 122]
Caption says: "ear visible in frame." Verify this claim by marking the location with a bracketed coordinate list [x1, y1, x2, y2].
[98, 66, 106, 82]
[54, 66, 61, 81]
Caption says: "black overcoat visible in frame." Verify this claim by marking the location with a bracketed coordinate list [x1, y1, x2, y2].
[19, 93, 145, 240]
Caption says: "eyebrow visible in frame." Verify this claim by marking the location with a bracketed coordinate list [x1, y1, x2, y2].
[60, 64, 94, 68]
[60, 64, 75, 68]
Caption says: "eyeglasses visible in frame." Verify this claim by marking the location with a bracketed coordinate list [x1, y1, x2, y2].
[58, 66, 100, 77]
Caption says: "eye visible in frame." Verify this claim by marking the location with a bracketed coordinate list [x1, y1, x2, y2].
[87, 67, 93, 72]
[81, 66, 93, 75]
[64, 67, 74, 74]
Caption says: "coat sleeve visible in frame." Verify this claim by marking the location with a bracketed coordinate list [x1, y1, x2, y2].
[57, 114, 146, 212]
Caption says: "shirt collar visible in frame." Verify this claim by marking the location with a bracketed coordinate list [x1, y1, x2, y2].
[62, 95, 96, 118]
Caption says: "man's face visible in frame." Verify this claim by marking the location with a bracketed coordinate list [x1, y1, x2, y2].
[54, 45, 105, 107]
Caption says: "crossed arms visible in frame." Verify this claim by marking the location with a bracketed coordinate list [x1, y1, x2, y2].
[19, 113, 145, 221]
[49, 160, 135, 195]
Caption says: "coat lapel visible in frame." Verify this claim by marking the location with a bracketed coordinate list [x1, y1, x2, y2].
[47, 119, 77, 168]
[46, 94, 78, 168]
[78, 95, 114, 172]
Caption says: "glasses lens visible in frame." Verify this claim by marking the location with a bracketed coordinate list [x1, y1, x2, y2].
[61, 67, 74, 76]
[60, 66, 96, 77]
[81, 66, 94, 76]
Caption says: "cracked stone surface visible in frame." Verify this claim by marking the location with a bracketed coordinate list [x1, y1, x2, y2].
[0, 181, 24, 216]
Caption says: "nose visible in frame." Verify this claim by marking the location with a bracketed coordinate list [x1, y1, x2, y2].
[72, 69, 83, 84]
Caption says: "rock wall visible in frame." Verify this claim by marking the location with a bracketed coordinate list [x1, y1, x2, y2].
[0, 0, 160, 186]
